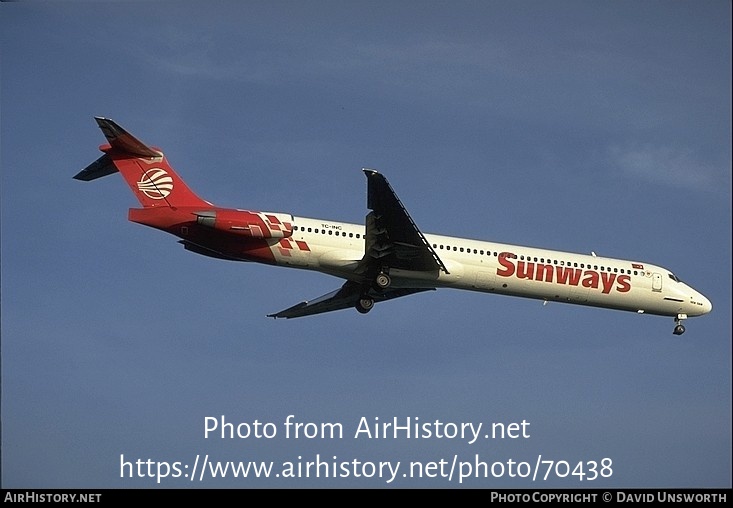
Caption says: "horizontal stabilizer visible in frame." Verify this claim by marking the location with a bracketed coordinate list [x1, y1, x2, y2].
[73, 154, 119, 181]
[94, 117, 163, 158]
[76, 116, 211, 208]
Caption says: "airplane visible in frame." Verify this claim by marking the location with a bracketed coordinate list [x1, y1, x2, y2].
[75, 117, 713, 334]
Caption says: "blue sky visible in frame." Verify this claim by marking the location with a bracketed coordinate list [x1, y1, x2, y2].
[2, 0, 730, 489]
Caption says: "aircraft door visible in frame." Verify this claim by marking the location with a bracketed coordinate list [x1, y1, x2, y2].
[652, 272, 662, 292]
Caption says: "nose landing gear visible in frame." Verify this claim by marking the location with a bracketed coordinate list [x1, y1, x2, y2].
[673, 313, 687, 335]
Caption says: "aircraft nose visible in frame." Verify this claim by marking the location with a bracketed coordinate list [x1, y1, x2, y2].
[701, 294, 713, 314]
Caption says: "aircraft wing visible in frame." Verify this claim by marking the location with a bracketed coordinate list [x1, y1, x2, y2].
[359, 169, 448, 275]
[267, 280, 433, 319]
[269, 169, 444, 319]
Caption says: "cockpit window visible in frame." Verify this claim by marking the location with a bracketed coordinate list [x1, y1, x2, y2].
[668, 273, 683, 283]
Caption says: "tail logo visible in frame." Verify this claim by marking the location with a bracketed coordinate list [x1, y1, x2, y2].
[137, 168, 173, 200]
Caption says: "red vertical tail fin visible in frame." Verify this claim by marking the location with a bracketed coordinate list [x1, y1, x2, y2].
[74, 117, 210, 209]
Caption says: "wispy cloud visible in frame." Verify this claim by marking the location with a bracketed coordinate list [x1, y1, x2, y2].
[608, 144, 726, 193]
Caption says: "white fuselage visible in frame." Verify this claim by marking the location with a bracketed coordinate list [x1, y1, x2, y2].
[271, 215, 712, 319]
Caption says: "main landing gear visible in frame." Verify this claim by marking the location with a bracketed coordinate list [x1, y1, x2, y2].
[673, 313, 687, 335]
[354, 271, 391, 315]
[375, 271, 391, 289]
[356, 296, 374, 314]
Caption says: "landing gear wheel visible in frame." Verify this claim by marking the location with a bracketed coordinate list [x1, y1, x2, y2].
[673, 314, 687, 335]
[356, 297, 374, 314]
[375, 273, 391, 289]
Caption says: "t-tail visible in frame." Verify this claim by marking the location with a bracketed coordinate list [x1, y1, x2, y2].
[73, 117, 210, 209]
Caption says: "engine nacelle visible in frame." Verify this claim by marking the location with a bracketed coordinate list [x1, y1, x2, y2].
[195, 209, 292, 238]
